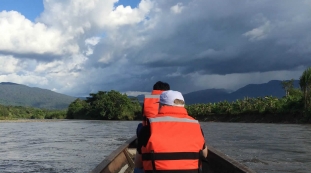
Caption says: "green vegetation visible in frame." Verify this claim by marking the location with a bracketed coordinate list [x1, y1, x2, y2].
[0, 90, 141, 121]
[0, 104, 66, 120]
[186, 94, 308, 123]
[2, 68, 311, 123]
[67, 90, 141, 120]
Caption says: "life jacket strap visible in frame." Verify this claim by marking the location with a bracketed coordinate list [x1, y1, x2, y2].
[142, 152, 200, 160]
[198, 150, 202, 173]
[151, 150, 156, 173]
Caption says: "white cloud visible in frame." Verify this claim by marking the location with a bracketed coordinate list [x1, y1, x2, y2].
[170, 3, 184, 14]
[0, 55, 19, 74]
[108, 4, 147, 26]
[38, 0, 153, 31]
[124, 91, 150, 96]
[85, 37, 101, 46]
[0, 11, 78, 55]
[0, 73, 49, 86]
[84, 37, 101, 56]
[243, 20, 271, 41]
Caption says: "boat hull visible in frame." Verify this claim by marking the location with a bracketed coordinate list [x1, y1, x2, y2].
[90, 136, 256, 173]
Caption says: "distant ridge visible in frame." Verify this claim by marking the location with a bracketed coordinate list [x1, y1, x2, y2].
[183, 80, 300, 104]
[0, 82, 76, 109]
[130, 80, 300, 105]
[183, 88, 229, 104]
[0, 82, 20, 85]
[0, 80, 300, 109]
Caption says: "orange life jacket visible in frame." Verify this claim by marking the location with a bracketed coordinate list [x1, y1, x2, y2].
[141, 106, 205, 173]
[142, 90, 164, 126]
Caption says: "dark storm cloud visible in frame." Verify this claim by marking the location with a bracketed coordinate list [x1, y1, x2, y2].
[9, 0, 308, 96]
[0, 50, 62, 62]
[120, 0, 311, 76]
[83, 0, 309, 95]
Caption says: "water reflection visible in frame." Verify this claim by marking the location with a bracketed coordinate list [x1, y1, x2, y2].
[201, 123, 311, 173]
[0, 120, 138, 173]
[0, 121, 310, 173]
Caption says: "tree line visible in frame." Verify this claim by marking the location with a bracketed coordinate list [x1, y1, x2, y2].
[66, 90, 141, 120]
[1, 67, 311, 123]
[0, 90, 141, 120]
[0, 104, 67, 120]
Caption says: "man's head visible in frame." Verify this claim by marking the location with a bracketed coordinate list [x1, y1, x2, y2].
[153, 81, 170, 91]
[159, 90, 185, 107]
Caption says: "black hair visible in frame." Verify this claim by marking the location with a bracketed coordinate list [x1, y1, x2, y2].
[153, 81, 170, 91]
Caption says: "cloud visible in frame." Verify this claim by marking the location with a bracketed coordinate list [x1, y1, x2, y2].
[243, 20, 271, 41]
[125, 91, 150, 97]
[0, 11, 77, 56]
[120, 0, 311, 78]
[170, 3, 184, 14]
[0, 55, 20, 74]
[1, 0, 311, 97]
[38, 0, 153, 32]
[84, 37, 101, 56]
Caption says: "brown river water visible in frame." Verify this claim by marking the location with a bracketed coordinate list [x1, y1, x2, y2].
[0, 120, 310, 173]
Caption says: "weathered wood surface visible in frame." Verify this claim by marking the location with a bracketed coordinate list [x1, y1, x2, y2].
[90, 136, 257, 173]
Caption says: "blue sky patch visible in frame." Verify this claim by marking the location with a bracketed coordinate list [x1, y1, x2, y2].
[0, 0, 44, 22]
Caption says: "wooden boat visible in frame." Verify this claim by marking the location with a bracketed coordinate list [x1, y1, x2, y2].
[90, 136, 257, 173]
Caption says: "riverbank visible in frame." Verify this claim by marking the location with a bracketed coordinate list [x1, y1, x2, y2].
[0, 119, 69, 123]
[1, 115, 310, 124]
[199, 113, 311, 124]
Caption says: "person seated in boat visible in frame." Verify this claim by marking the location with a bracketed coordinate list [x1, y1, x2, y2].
[134, 90, 208, 173]
[136, 81, 170, 136]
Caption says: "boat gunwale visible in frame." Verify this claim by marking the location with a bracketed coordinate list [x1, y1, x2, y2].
[207, 145, 257, 173]
[89, 136, 136, 173]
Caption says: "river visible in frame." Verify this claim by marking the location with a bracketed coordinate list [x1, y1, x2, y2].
[0, 120, 310, 173]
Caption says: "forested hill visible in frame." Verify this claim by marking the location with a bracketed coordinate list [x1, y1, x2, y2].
[0, 82, 76, 109]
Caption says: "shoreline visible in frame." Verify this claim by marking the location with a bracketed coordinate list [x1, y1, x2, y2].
[198, 113, 311, 124]
[0, 119, 70, 123]
[1, 112, 310, 124]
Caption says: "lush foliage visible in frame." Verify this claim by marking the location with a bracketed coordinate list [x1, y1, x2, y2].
[186, 95, 305, 121]
[0, 104, 67, 120]
[299, 67, 311, 111]
[67, 90, 141, 120]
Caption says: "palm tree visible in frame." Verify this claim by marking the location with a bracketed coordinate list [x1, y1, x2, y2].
[299, 67, 311, 109]
[281, 79, 294, 97]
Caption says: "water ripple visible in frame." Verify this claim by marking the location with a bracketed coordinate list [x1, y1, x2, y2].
[0, 121, 311, 173]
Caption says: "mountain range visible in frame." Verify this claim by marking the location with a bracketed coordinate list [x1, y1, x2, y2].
[183, 80, 300, 104]
[0, 80, 300, 109]
[0, 82, 76, 109]
[136, 80, 300, 104]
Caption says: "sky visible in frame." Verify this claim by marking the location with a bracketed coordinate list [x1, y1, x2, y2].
[0, 0, 310, 97]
